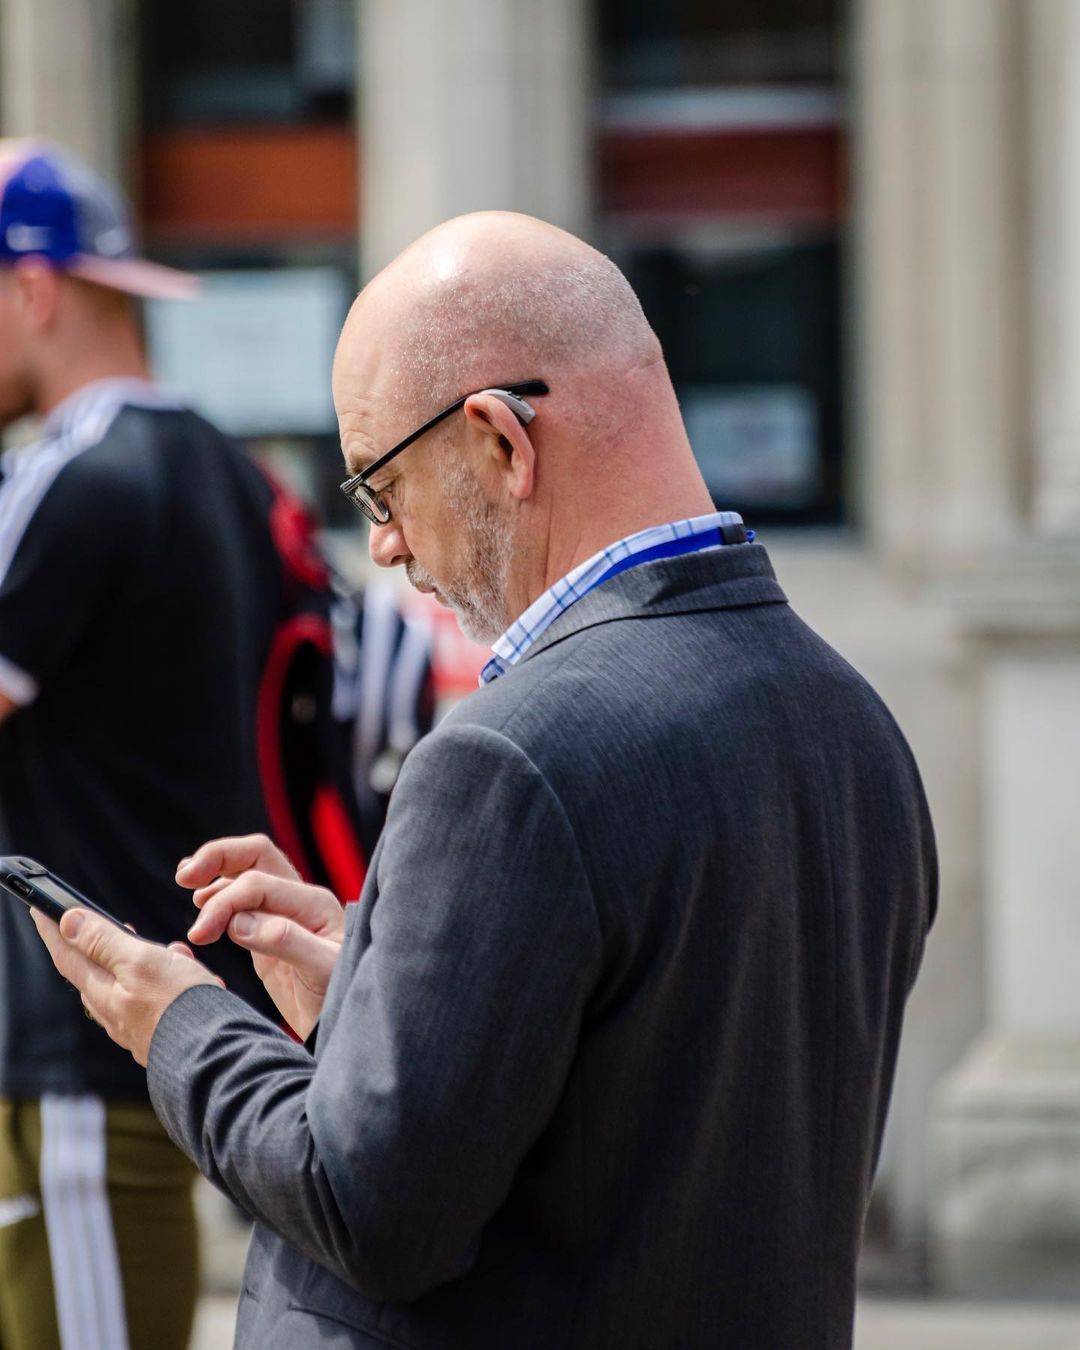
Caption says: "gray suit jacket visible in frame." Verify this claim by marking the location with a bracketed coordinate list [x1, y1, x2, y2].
[148, 544, 936, 1349]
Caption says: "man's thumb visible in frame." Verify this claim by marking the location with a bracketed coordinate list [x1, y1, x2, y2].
[58, 908, 87, 940]
[59, 909, 121, 968]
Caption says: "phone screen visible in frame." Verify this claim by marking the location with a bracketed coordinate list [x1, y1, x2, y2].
[0, 858, 123, 928]
[27, 872, 87, 915]
[0, 857, 163, 941]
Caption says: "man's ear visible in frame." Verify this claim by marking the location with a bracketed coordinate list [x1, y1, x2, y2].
[12, 258, 60, 334]
[462, 391, 536, 502]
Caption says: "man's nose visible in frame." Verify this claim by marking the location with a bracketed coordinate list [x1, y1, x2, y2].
[368, 518, 409, 569]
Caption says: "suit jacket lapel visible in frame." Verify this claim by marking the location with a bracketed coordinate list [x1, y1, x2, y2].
[520, 542, 787, 666]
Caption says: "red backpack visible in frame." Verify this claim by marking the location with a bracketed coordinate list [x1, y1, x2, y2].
[256, 473, 370, 902]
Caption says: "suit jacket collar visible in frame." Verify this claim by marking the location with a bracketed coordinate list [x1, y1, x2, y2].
[520, 542, 786, 665]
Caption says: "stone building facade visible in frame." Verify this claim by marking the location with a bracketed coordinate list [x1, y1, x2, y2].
[3, 0, 1078, 1294]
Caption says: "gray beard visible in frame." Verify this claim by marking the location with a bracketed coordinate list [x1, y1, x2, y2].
[406, 460, 514, 645]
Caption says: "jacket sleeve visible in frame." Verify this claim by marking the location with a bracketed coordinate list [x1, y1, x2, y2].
[147, 721, 602, 1302]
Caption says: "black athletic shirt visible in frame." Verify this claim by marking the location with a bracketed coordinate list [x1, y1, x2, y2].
[0, 381, 282, 1099]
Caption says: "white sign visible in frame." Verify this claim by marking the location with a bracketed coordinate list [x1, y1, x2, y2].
[146, 267, 349, 437]
[682, 384, 821, 509]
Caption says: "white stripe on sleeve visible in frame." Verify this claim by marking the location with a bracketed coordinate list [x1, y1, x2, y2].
[0, 650, 38, 705]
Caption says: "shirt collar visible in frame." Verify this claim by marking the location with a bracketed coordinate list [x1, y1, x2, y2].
[480, 510, 749, 686]
[41, 377, 180, 438]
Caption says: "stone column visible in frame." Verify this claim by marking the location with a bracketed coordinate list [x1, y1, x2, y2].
[853, 0, 931, 566]
[856, 0, 1027, 571]
[930, 618, 1080, 1296]
[357, 0, 592, 278]
[851, 0, 1020, 1268]
[927, 0, 1080, 1296]
[0, 0, 134, 184]
[1030, 0, 1080, 533]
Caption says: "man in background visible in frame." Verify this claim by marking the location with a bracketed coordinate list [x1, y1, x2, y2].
[0, 141, 428, 1350]
[37, 211, 937, 1349]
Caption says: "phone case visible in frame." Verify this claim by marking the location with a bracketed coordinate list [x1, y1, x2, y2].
[0, 855, 131, 930]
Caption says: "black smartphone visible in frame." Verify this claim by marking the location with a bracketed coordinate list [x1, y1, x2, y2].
[0, 855, 145, 935]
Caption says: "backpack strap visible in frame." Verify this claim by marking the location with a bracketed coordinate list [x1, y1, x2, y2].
[255, 467, 369, 900]
[255, 611, 333, 883]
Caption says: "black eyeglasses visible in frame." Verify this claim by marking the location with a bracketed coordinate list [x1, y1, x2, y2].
[338, 379, 549, 525]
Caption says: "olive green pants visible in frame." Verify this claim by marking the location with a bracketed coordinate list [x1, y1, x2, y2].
[0, 1095, 199, 1350]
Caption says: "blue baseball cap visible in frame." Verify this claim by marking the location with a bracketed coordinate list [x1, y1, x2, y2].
[0, 140, 198, 300]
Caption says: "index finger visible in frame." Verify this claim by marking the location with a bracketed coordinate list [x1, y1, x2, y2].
[187, 871, 340, 947]
[175, 834, 299, 889]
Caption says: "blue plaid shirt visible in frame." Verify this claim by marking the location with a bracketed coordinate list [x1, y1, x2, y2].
[480, 511, 751, 685]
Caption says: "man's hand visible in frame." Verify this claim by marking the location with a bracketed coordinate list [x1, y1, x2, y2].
[31, 909, 222, 1067]
[177, 834, 345, 1041]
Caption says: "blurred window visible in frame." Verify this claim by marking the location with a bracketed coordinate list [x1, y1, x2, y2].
[142, 0, 355, 127]
[599, 0, 841, 88]
[597, 0, 849, 527]
[138, 1, 358, 524]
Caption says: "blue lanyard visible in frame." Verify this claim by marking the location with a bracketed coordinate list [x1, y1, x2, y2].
[579, 525, 755, 600]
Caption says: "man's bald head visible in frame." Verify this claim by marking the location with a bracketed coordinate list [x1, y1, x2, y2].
[334, 212, 713, 627]
[340, 212, 661, 418]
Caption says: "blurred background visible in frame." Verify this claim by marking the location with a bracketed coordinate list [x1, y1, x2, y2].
[5, 0, 1080, 1343]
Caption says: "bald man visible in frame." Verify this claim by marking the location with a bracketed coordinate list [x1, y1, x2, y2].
[36, 213, 936, 1349]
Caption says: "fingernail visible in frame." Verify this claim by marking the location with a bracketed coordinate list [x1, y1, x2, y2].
[232, 913, 255, 938]
[175, 857, 193, 875]
[64, 911, 85, 938]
